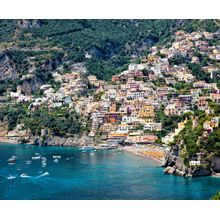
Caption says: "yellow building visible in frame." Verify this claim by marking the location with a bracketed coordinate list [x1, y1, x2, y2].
[109, 102, 117, 112]
[138, 105, 155, 119]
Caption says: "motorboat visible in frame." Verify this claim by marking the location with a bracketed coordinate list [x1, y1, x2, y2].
[31, 156, 41, 160]
[42, 162, 47, 167]
[82, 146, 94, 150]
[52, 156, 61, 159]
[7, 175, 16, 180]
[53, 158, 59, 163]
[8, 158, 16, 164]
[82, 146, 95, 152]
[41, 157, 47, 161]
[20, 173, 30, 178]
[26, 160, 32, 165]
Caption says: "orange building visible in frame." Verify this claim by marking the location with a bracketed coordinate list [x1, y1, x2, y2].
[138, 105, 155, 118]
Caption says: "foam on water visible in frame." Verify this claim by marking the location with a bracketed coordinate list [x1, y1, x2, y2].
[7, 175, 16, 180]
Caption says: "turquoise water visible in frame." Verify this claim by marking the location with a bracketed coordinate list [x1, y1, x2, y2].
[0, 143, 220, 199]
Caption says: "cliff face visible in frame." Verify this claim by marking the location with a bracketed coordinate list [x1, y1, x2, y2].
[162, 146, 213, 177]
[0, 51, 18, 80]
[26, 131, 94, 147]
[0, 49, 64, 94]
[17, 19, 42, 29]
[30, 136, 94, 147]
[210, 157, 220, 173]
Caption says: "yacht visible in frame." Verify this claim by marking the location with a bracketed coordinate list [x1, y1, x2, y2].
[8, 158, 16, 164]
[32, 156, 41, 160]
[52, 156, 61, 159]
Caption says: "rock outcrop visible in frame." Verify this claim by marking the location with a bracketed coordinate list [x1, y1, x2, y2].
[19, 74, 44, 95]
[210, 156, 220, 172]
[27, 134, 94, 147]
[0, 51, 18, 80]
[17, 20, 42, 29]
[162, 145, 213, 177]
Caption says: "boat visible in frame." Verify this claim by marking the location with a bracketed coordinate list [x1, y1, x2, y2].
[82, 146, 94, 150]
[20, 173, 30, 178]
[7, 175, 16, 180]
[31, 156, 41, 160]
[41, 157, 47, 161]
[109, 144, 118, 149]
[42, 162, 47, 167]
[52, 156, 61, 159]
[53, 158, 59, 163]
[8, 158, 16, 164]
[82, 146, 95, 152]
[26, 160, 32, 165]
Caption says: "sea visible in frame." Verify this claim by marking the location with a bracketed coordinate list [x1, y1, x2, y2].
[0, 142, 220, 200]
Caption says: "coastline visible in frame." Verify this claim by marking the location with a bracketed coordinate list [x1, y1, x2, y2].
[0, 137, 165, 164]
[2, 139, 220, 178]
[0, 137, 19, 144]
[120, 146, 164, 165]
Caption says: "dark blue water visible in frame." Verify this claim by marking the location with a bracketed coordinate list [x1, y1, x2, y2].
[0, 143, 220, 200]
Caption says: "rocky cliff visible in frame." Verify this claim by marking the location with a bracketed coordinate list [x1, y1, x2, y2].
[25, 132, 94, 148]
[162, 145, 213, 177]
[0, 51, 18, 80]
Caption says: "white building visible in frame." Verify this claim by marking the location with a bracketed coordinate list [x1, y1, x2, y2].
[189, 160, 201, 166]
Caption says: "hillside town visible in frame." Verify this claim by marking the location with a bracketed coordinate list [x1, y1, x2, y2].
[1, 30, 220, 163]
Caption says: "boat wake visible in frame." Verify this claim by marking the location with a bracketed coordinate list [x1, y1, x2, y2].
[7, 175, 17, 180]
[36, 172, 49, 178]
[20, 172, 49, 179]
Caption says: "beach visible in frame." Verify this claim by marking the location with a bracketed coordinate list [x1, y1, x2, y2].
[121, 145, 165, 164]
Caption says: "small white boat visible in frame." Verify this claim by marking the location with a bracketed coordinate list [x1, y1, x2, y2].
[53, 158, 59, 163]
[8, 158, 16, 164]
[7, 175, 16, 180]
[32, 156, 41, 160]
[20, 173, 30, 178]
[26, 160, 32, 165]
[42, 162, 47, 167]
[82, 146, 94, 150]
[41, 157, 47, 161]
[52, 156, 61, 159]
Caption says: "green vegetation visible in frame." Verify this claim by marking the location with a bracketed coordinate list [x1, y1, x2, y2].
[0, 104, 90, 137]
[172, 104, 220, 165]
[1, 19, 219, 84]
[156, 106, 183, 135]
[25, 106, 89, 137]
[0, 104, 28, 130]
[187, 63, 210, 82]
[211, 191, 220, 200]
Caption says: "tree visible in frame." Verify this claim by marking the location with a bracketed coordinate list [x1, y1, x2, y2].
[212, 192, 220, 200]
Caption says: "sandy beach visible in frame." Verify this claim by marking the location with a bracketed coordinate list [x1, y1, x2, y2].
[0, 136, 165, 165]
[121, 145, 165, 164]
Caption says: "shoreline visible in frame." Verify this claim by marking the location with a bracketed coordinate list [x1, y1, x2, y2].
[0, 138, 19, 144]
[121, 146, 164, 165]
[0, 138, 165, 164]
[1, 139, 220, 178]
